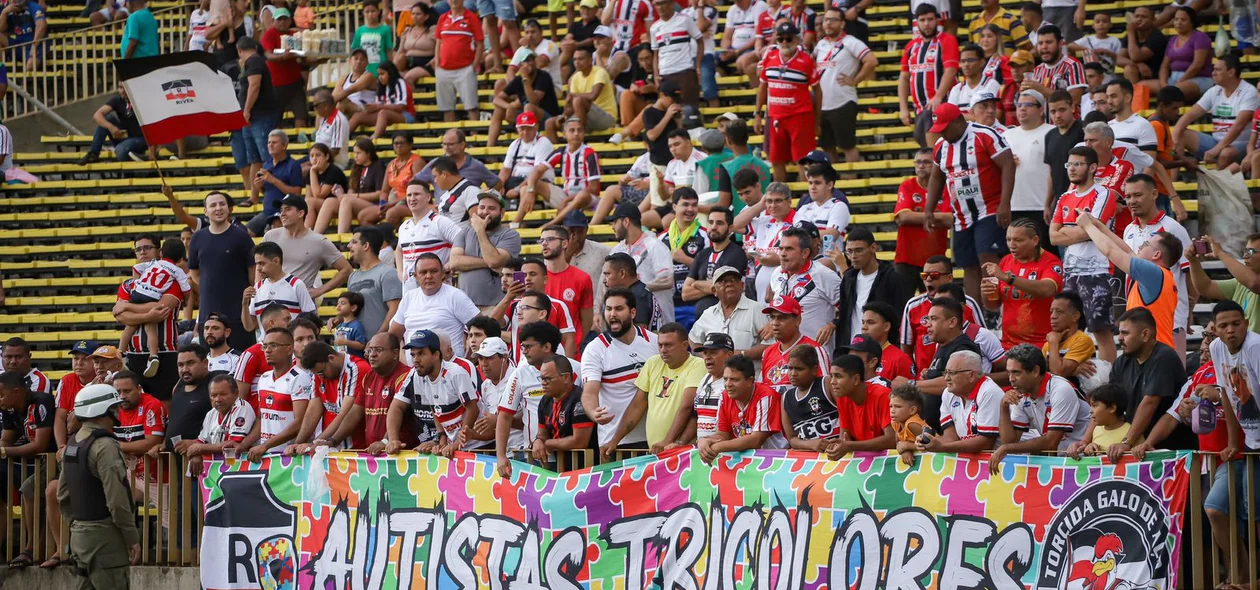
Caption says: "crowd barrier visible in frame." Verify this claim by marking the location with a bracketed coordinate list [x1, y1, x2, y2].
[3, 448, 1259, 586]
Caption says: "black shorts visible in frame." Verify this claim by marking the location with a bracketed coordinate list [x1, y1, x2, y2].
[951, 215, 1008, 267]
[126, 351, 180, 402]
[914, 108, 934, 149]
[273, 82, 308, 119]
[820, 102, 859, 150]
[406, 55, 434, 71]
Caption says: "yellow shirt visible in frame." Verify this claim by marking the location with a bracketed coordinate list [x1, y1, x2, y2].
[633, 354, 707, 446]
[1043, 330, 1095, 367]
[967, 10, 1030, 51]
[569, 66, 618, 120]
[1092, 423, 1143, 449]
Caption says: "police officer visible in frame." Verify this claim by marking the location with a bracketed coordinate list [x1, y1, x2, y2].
[56, 383, 140, 589]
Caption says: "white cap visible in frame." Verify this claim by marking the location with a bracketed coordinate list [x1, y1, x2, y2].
[716, 112, 740, 122]
[474, 337, 509, 357]
[969, 91, 999, 109]
[593, 25, 613, 38]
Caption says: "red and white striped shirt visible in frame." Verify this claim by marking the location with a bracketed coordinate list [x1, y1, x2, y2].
[546, 144, 602, 196]
[759, 46, 819, 119]
[248, 274, 317, 321]
[900, 31, 960, 112]
[1031, 55, 1087, 94]
[609, 0, 655, 53]
[117, 279, 183, 353]
[232, 343, 271, 399]
[933, 123, 1010, 230]
[760, 335, 830, 394]
[312, 354, 370, 432]
[505, 299, 576, 364]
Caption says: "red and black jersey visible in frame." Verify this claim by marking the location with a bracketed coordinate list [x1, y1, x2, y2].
[900, 31, 960, 112]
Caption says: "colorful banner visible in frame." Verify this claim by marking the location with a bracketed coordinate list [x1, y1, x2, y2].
[199, 449, 1191, 590]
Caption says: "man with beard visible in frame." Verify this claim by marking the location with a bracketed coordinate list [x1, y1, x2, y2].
[1022, 24, 1085, 110]
[682, 207, 748, 317]
[659, 188, 709, 328]
[369, 331, 479, 457]
[602, 253, 663, 332]
[583, 289, 659, 451]
[608, 202, 674, 323]
[165, 344, 214, 450]
[343, 226, 402, 336]
[496, 322, 568, 477]
[450, 192, 522, 309]
[187, 190, 257, 351]
[767, 227, 842, 348]
[541, 226, 594, 338]
[898, 4, 960, 148]
[607, 323, 705, 454]
[288, 341, 370, 454]
[563, 211, 612, 308]
[201, 313, 240, 374]
[662, 332, 734, 450]
[263, 194, 352, 300]
[316, 333, 414, 450]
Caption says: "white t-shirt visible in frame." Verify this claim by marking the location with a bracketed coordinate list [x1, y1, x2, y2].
[196, 398, 256, 445]
[940, 376, 1004, 439]
[849, 270, 877, 339]
[581, 327, 659, 446]
[207, 350, 241, 375]
[748, 213, 794, 299]
[396, 360, 478, 446]
[498, 357, 581, 446]
[480, 375, 525, 449]
[1108, 114, 1158, 152]
[767, 260, 842, 349]
[256, 366, 314, 451]
[249, 274, 317, 338]
[693, 372, 725, 440]
[1008, 374, 1091, 450]
[650, 13, 702, 77]
[397, 210, 464, 275]
[1195, 81, 1260, 140]
[1002, 123, 1054, 211]
[392, 284, 480, 359]
[188, 8, 212, 51]
[504, 136, 555, 179]
[314, 111, 350, 155]
[531, 38, 563, 83]
[663, 148, 707, 191]
[435, 178, 482, 223]
[612, 234, 676, 322]
[796, 196, 851, 234]
[681, 4, 718, 55]
[947, 78, 1001, 116]
[1123, 213, 1192, 330]
[724, 0, 768, 52]
[814, 33, 872, 110]
[132, 259, 192, 301]
[1075, 35, 1122, 70]
[1212, 332, 1260, 450]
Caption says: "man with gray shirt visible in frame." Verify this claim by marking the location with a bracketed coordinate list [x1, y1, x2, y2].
[449, 191, 521, 308]
[343, 226, 402, 335]
[263, 194, 352, 300]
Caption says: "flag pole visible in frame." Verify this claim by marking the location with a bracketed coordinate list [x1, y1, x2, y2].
[151, 157, 170, 191]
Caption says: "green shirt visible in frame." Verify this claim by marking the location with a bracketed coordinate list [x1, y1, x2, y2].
[697, 152, 732, 197]
[1217, 279, 1260, 332]
[120, 7, 159, 58]
[352, 24, 394, 73]
[719, 152, 772, 215]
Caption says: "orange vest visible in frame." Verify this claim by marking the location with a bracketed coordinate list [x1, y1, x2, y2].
[1126, 264, 1177, 349]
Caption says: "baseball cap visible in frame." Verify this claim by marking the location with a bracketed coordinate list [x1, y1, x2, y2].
[711, 265, 743, 282]
[515, 111, 538, 128]
[794, 220, 820, 240]
[775, 21, 800, 37]
[659, 78, 683, 99]
[799, 149, 831, 166]
[510, 47, 535, 66]
[478, 190, 506, 208]
[271, 7, 292, 19]
[1009, 49, 1034, 66]
[969, 91, 999, 109]
[279, 193, 308, 213]
[1019, 89, 1046, 108]
[579, 0, 599, 7]
[606, 201, 642, 224]
[838, 334, 881, 357]
[716, 112, 740, 123]
[593, 25, 613, 38]
[474, 337, 509, 357]
[695, 332, 735, 352]
[763, 295, 802, 316]
[561, 210, 590, 228]
[88, 345, 123, 360]
[699, 129, 726, 152]
[928, 102, 963, 133]
[70, 340, 98, 356]
[403, 330, 441, 351]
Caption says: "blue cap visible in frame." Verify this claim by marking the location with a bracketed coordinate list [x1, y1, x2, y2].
[561, 210, 589, 228]
[404, 330, 441, 351]
[70, 340, 98, 355]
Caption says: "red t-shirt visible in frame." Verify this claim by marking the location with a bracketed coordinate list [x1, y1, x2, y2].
[115, 393, 168, 480]
[835, 382, 892, 442]
[997, 250, 1064, 349]
[759, 46, 819, 119]
[892, 177, 951, 266]
[435, 9, 484, 71]
[761, 335, 829, 390]
[717, 383, 782, 438]
[878, 344, 916, 382]
[354, 362, 413, 449]
[546, 265, 594, 343]
[260, 27, 302, 86]
[55, 372, 87, 412]
[233, 343, 272, 406]
[313, 354, 370, 430]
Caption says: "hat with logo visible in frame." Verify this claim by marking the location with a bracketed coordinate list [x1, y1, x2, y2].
[837, 334, 881, 357]
[474, 337, 509, 357]
[928, 102, 963, 133]
[593, 25, 613, 38]
[88, 345, 123, 360]
[515, 111, 538, 128]
[763, 295, 802, 316]
[775, 21, 800, 37]
[70, 340, 98, 356]
[794, 220, 820, 240]
[969, 91, 999, 109]
[711, 265, 743, 282]
[279, 193, 308, 213]
[403, 330, 441, 351]
[799, 150, 831, 166]
[695, 332, 735, 352]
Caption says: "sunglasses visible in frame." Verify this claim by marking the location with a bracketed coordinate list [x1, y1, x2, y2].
[776, 35, 795, 42]
[920, 271, 945, 281]
[1245, 248, 1259, 259]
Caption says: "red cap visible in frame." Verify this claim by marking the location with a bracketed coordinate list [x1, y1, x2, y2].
[516, 112, 537, 127]
[763, 295, 803, 316]
[928, 102, 963, 133]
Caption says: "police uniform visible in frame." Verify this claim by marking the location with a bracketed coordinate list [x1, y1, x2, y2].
[57, 421, 139, 589]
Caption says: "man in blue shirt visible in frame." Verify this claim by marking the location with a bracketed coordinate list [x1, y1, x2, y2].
[0, 0, 46, 68]
[120, 0, 158, 59]
[246, 129, 303, 237]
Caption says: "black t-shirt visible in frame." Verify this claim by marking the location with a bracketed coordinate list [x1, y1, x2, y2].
[640, 105, 680, 166]
[310, 164, 349, 193]
[1140, 30, 1167, 72]
[1111, 342, 1195, 450]
[165, 375, 217, 447]
[504, 70, 561, 117]
[630, 280, 660, 329]
[2, 391, 55, 453]
[569, 17, 600, 43]
[355, 159, 387, 195]
[687, 243, 749, 316]
[106, 95, 143, 138]
[1044, 121, 1084, 200]
[238, 53, 277, 117]
[538, 388, 595, 446]
[189, 222, 256, 323]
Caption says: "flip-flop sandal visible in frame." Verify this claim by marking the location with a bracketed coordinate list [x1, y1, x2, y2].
[38, 555, 69, 569]
[7, 551, 33, 569]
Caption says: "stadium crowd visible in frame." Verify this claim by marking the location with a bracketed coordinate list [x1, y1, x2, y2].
[9, 0, 1260, 581]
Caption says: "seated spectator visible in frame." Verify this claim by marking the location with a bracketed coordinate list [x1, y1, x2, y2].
[79, 85, 147, 164]
[351, 0, 393, 74]
[915, 350, 1003, 455]
[332, 50, 379, 118]
[516, 19, 559, 83]
[348, 62, 415, 141]
[499, 113, 554, 205]
[1069, 12, 1121, 75]
[981, 219, 1062, 349]
[0, 0, 45, 67]
[1173, 55, 1257, 172]
[698, 354, 787, 463]
[1072, 383, 1143, 459]
[516, 117, 601, 227]
[414, 129, 502, 200]
[989, 344, 1090, 473]
[434, 0, 482, 122]
[1117, 6, 1166, 92]
[303, 143, 348, 230]
[328, 138, 388, 235]
[395, 3, 436, 84]
[1188, 234, 1260, 332]
[1043, 291, 1095, 380]
[593, 152, 651, 226]
[651, 130, 707, 226]
[310, 89, 349, 164]
[560, 0, 602, 81]
[618, 47, 659, 131]
[547, 47, 618, 140]
[1159, 7, 1212, 103]
[382, 134, 424, 224]
[487, 48, 560, 147]
[86, 0, 127, 27]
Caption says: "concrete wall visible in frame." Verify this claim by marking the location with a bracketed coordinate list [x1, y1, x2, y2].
[8, 94, 108, 153]
[0, 565, 201, 589]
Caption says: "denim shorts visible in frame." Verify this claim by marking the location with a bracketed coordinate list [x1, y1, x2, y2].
[475, 0, 516, 20]
[1205, 459, 1260, 522]
[1195, 129, 1252, 159]
[241, 113, 279, 166]
[1169, 70, 1214, 95]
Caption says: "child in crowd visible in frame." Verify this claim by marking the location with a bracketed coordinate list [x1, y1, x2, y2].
[118, 239, 192, 378]
[1069, 13, 1121, 73]
[332, 291, 368, 358]
[1082, 384, 1142, 454]
[890, 384, 927, 466]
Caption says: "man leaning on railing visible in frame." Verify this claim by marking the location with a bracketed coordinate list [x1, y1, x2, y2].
[0, 370, 55, 569]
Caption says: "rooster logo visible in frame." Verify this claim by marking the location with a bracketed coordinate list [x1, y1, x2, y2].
[1068, 533, 1123, 590]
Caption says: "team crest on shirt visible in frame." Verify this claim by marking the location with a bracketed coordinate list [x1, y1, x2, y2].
[1054, 265, 1064, 275]
[912, 194, 923, 203]
[563, 288, 575, 302]
[382, 387, 391, 399]
[808, 396, 821, 413]
[235, 417, 246, 427]
[769, 364, 789, 383]
[146, 412, 156, 427]
[266, 393, 275, 407]
[922, 334, 932, 346]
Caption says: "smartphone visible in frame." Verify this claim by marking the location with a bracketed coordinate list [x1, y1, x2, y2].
[918, 426, 935, 445]
[512, 271, 526, 284]
[1194, 239, 1209, 255]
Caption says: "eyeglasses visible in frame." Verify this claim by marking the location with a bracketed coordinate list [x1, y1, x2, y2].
[920, 271, 945, 281]
[539, 236, 562, 243]
[134, 244, 155, 252]
[260, 342, 292, 350]
[540, 371, 570, 384]
[364, 346, 390, 353]
[943, 369, 974, 377]
[1064, 161, 1090, 169]
[519, 304, 547, 312]
[1245, 248, 1259, 259]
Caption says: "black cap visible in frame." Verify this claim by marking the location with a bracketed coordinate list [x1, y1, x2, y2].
[695, 332, 735, 352]
[279, 193, 308, 213]
[561, 210, 590, 228]
[794, 220, 820, 240]
[838, 334, 882, 357]
[606, 201, 642, 224]
[659, 78, 682, 99]
[775, 21, 800, 37]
